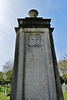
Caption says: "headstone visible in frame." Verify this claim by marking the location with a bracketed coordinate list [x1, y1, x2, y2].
[62, 84, 67, 92]
[10, 9, 64, 100]
[5, 87, 7, 94]
[3, 90, 5, 94]
[0, 87, 1, 92]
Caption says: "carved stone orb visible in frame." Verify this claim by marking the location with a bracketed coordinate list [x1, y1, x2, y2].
[28, 9, 38, 18]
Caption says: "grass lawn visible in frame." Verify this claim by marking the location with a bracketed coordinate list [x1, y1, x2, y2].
[0, 86, 11, 100]
[0, 86, 11, 93]
[0, 92, 10, 100]
[63, 92, 67, 100]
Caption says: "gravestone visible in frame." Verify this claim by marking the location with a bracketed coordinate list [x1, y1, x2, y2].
[62, 84, 67, 92]
[10, 9, 64, 100]
[5, 87, 7, 94]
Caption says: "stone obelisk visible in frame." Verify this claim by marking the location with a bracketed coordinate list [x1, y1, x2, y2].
[10, 9, 64, 100]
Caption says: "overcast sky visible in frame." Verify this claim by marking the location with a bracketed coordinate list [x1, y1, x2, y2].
[0, 0, 67, 71]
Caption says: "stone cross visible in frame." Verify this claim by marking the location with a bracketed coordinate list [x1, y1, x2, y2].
[28, 34, 42, 46]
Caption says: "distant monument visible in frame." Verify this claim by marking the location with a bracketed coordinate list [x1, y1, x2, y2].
[10, 9, 64, 100]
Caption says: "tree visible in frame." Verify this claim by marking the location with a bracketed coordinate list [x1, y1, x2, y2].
[0, 72, 5, 83]
[5, 70, 13, 83]
[1, 59, 14, 84]
[58, 54, 67, 84]
[58, 54, 67, 75]
[2, 59, 13, 72]
[62, 73, 67, 84]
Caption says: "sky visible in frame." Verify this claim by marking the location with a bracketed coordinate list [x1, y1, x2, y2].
[0, 0, 67, 71]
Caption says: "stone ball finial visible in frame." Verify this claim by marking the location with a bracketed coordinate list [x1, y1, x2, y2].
[28, 9, 38, 18]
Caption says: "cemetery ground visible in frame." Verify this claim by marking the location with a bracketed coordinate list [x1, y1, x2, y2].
[63, 92, 67, 100]
[0, 92, 10, 100]
[0, 86, 10, 100]
[0, 86, 67, 100]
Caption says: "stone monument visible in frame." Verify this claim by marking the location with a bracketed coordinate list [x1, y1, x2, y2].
[10, 9, 64, 100]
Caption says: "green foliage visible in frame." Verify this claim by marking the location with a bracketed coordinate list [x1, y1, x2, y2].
[0, 86, 11, 100]
[7, 87, 11, 94]
[0, 86, 11, 93]
[0, 72, 5, 83]
[0, 69, 13, 84]
[58, 54, 67, 84]
[0, 86, 5, 92]
[58, 60, 67, 75]
[0, 60, 13, 84]
[5, 70, 13, 83]
[62, 73, 67, 84]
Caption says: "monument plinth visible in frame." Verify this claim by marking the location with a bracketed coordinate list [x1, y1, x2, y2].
[10, 10, 64, 100]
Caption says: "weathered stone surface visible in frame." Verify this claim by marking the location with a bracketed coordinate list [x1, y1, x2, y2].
[10, 10, 64, 100]
[25, 30, 49, 100]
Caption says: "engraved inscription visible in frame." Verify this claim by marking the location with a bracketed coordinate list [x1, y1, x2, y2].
[28, 34, 43, 47]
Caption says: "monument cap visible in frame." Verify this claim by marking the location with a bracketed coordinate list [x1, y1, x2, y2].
[28, 9, 38, 18]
